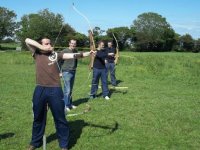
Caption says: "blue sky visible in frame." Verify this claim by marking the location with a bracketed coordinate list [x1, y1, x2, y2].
[1, 0, 200, 39]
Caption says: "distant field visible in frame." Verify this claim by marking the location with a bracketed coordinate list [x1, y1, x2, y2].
[0, 51, 200, 150]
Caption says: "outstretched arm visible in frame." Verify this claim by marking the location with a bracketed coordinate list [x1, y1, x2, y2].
[108, 52, 115, 57]
[62, 51, 93, 60]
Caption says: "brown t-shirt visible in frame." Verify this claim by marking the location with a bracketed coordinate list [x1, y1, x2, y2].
[33, 51, 64, 87]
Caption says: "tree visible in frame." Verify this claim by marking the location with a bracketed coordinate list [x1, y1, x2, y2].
[179, 34, 194, 52]
[0, 7, 17, 42]
[92, 26, 105, 37]
[89, 26, 111, 45]
[194, 38, 200, 52]
[72, 32, 88, 47]
[131, 12, 175, 52]
[16, 9, 75, 48]
[107, 27, 134, 50]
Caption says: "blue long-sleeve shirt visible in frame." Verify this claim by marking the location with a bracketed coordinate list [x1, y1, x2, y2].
[93, 49, 108, 69]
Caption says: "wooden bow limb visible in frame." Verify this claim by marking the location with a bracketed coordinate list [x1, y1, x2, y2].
[67, 104, 91, 117]
[112, 33, 119, 65]
[72, 3, 96, 71]
[88, 30, 96, 70]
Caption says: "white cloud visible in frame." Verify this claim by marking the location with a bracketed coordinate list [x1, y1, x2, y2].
[171, 21, 200, 39]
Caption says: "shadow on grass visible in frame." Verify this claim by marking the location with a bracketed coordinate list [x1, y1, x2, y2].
[110, 89, 128, 97]
[46, 133, 57, 144]
[91, 79, 127, 97]
[108, 79, 123, 85]
[46, 120, 119, 149]
[0, 132, 15, 140]
[94, 87, 128, 98]
[73, 97, 89, 106]
[69, 120, 119, 149]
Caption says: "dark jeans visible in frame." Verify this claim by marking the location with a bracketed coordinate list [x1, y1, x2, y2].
[62, 71, 76, 107]
[90, 68, 109, 97]
[106, 62, 117, 86]
[30, 85, 69, 149]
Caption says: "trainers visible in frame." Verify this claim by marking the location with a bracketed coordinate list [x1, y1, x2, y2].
[65, 107, 71, 112]
[104, 96, 110, 100]
[71, 105, 77, 109]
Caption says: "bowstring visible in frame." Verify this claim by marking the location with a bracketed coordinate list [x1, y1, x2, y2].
[70, 3, 96, 97]
[53, 3, 92, 104]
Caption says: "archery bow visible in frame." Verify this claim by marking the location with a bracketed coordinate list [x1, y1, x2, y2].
[72, 3, 96, 70]
[112, 33, 119, 65]
[88, 30, 96, 70]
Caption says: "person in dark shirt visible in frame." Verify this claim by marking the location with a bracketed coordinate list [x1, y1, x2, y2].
[89, 41, 115, 100]
[105, 41, 117, 86]
[59, 39, 90, 112]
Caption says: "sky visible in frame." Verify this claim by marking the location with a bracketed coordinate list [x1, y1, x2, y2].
[1, 0, 200, 39]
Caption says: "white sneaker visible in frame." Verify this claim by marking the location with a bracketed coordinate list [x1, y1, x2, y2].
[104, 96, 110, 100]
[71, 105, 77, 109]
[65, 107, 71, 112]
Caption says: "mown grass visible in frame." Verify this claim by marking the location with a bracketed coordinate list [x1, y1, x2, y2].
[0, 51, 200, 150]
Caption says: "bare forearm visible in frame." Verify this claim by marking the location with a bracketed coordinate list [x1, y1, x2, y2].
[82, 52, 90, 57]
[73, 52, 90, 58]
[25, 38, 52, 51]
[108, 52, 115, 56]
[62, 52, 90, 60]
[62, 53, 76, 59]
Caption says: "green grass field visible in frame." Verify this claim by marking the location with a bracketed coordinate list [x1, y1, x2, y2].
[0, 51, 200, 150]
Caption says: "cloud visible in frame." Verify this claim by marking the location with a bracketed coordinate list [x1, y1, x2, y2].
[171, 21, 200, 39]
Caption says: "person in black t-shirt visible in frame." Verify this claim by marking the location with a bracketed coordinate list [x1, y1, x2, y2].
[89, 41, 114, 100]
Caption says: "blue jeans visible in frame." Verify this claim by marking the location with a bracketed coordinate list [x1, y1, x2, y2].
[31, 85, 69, 149]
[106, 63, 117, 86]
[90, 68, 109, 97]
[62, 71, 76, 107]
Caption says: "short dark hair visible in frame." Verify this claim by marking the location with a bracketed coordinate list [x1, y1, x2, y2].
[37, 37, 50, 44]
[98, 40, 104, 45]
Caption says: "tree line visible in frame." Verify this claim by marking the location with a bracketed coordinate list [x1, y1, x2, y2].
[0, 7, 200, 52]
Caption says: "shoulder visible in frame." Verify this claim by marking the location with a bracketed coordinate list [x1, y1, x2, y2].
[62, 48, 70, 53]
[73, 49, 78, 53]
[32, 49, 40, 57]
[57, 52, 64, 60]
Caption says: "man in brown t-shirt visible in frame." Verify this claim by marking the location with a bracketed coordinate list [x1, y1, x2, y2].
[25, 38, 91, 150]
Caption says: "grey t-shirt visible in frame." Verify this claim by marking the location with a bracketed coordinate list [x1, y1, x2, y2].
[59, 48, 78, 71]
